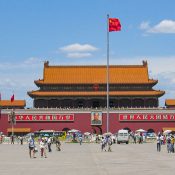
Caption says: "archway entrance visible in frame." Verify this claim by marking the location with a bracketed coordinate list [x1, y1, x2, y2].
[62, 128, 70, 133]
[123, 127, 131, 133]
[91, 126, 102, 135]
[147, 129, 155, 133]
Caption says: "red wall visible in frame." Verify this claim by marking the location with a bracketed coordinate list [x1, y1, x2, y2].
[1, 110, 175, 135]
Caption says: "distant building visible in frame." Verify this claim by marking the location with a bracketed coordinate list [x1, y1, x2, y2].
[0, 100, 26, 109]
[165, 99, 175, 109]
[0, 61, 174, 136]
[28, 61, 165, 108]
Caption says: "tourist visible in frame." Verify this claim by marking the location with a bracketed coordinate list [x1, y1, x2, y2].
[28, 135, 36, 158]
[133, 133, 137, 144]
[156, 134, 161, 152]
[39, 138, 47, 158]
[167, 135, 171, 153]
[107, 136, 112, 152]
[170, 135, 175, 153]
[101, 137, 106, 151]
[0, 135, 2, 144]
[79, 134, 83, 145]
[47, 137, 52, 152]
[55, 138, 61, 151]
[160, 134, 164, 145]
[73, 133, 76, 142]
[11, 135, 14, 144]
[20, 136, 23, 145]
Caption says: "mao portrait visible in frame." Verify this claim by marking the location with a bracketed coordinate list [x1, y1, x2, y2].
[91, 111, 102, 125]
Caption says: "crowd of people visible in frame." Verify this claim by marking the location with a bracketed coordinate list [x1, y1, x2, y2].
[156, 133, 175, 153]
[1, 130, 175, 159]
[28, 135, 62, 158]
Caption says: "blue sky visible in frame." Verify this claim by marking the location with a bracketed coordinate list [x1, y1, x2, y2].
[1, 0, 175, 107]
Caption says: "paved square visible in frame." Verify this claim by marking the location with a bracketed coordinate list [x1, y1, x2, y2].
[0, 142, 175, 175]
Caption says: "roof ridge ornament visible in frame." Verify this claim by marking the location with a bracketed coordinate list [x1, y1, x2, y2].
[142, 60, 147, 66]
[44, 61, 49, 67]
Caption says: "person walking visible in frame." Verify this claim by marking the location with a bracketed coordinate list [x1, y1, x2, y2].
[170, 135, 175, 153]
[101, 137, 106, 151]
[55, 138, 61, 151]
[107, 136, 112, 152]
[79, 135, 83, 145]
[156, 134, 161, 152]
[167, 135, 171, 153]
[28, 135, 36, 158]
[47, 137, 52, 152]
[39, 138, 47, 158]
[11, 135, 14, 144]
[133, 133, 137, 144]
[20, 136, 23, 145]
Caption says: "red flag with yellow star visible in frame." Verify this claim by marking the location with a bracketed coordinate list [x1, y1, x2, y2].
[11, 94, 14, 102]
[109, 18, 121, 32]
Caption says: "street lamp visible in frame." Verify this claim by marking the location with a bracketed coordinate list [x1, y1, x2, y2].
[9, 109, 16, 136]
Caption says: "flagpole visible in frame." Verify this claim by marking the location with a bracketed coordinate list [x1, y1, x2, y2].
[11, 109, 14, 137]
[12, 122, 14, 137]
[106, 14, 110, 133]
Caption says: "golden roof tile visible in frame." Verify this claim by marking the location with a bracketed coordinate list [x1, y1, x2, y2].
[28, 90, 165, 97]
[165, 99, 175, 106]
[0, 100, 26, 107]
[35, 61, 157, 84]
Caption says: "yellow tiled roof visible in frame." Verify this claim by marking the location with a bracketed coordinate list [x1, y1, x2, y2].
[0, 100, 26, 107]
[35, 61, 157, 84]
[165, 99, 175, 106]
[28, 90, 164, 97]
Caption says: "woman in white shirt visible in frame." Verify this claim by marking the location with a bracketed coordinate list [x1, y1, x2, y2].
[39, 138, 47, 158]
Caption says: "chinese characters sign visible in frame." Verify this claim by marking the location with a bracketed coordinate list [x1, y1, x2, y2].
[119, 113, 175, 121]
[8, 114, 74, 122]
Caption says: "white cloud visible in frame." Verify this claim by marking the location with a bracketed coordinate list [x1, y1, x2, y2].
[155, 72, 175, 105]
[108, 55, 175, 76]
[0, 78, 17, 89]
[59, 43, 98, 59]
[0, 57, 43, 70]
[1, 55, 175, 107]
[24, 57, 42, 65]
[67, 52, 92, 58]
[140, 21, 150, 30]
[0, 58, 44, 107]
[108, 55, 175, 106]
[60, 43, 98, 52]
[140, 20, 175, 34]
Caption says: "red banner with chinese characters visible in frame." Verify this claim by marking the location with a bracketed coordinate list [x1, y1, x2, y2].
[119, 113, 175, 121]
[9, 114, 74, 122]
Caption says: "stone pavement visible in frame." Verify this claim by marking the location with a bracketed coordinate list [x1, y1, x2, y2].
[0, 142, 175, 175]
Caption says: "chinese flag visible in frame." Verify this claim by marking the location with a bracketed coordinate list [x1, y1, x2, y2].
[109, 18, 121, 32]
[11, 94, 14, 102]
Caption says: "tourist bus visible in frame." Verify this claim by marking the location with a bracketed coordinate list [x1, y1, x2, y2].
[34, 130, 66, 140]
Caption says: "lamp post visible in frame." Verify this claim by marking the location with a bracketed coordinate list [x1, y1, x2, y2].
[10, 109, 16, 136]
